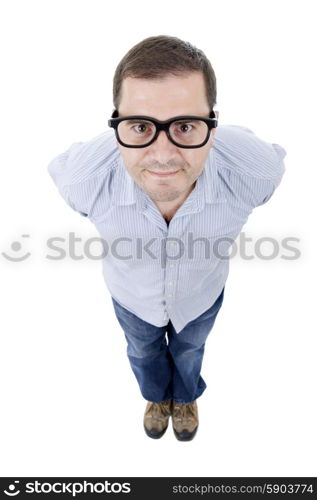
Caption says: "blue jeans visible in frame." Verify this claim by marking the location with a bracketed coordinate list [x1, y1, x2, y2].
[111, 287, 225, 404]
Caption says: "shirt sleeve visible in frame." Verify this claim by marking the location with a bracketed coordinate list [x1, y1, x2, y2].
[47, 144, 87, 217]
[47, 129, 119, 218]
[213, 125, 287, 209]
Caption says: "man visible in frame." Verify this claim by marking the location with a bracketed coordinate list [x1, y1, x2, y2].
[47, 35, 286, 441]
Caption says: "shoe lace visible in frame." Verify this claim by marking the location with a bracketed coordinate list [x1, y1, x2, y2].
[148, 401, 171, 418]
[173, 402, 196, 420]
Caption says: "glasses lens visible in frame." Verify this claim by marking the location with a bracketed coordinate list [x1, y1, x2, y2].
[170, 120, 209, 146]
[117, 119, 156, 146]
[117, 118, 209, 146]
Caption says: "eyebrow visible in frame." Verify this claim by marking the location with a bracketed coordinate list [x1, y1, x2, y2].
[124, 117, 204, 124]
[125, 119, 152, 124]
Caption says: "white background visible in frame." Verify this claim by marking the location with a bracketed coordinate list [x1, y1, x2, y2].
[0, 0, 316, 477]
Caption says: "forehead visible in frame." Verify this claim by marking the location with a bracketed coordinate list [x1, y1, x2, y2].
[119, 72, 209, 118]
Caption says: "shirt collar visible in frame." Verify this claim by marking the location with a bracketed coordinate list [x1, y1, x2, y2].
[111, 147, 226, 209]
[111, 155, 136, 206]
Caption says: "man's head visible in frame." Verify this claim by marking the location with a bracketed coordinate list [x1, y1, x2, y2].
[111, 35, 218, 204]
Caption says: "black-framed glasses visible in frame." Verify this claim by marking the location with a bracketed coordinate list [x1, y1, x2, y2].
[107, 109, 218, 149]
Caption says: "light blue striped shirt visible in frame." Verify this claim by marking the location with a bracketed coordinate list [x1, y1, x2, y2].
[47, 125, 286, 333]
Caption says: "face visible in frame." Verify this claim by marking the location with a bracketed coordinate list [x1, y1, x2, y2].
[116, 71, 218, 204]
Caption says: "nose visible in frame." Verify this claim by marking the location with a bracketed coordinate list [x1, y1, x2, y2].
[148, 129, 178, 161]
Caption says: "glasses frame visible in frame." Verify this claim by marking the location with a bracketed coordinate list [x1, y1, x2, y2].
[107, 109, 218, 149]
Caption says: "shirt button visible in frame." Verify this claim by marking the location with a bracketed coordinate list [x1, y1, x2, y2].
[168, 281, 173, 286]
[169, 263, 175, 268]
[168, 294, 173, 297]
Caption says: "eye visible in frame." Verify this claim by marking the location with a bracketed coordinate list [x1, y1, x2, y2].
[126, 120, 154, 134]
[179, 123, 193, 133]
[172, 121, 196, 134]
[132, 123, 148, 134]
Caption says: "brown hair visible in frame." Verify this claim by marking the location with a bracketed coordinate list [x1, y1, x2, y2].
[112, 35, 217, 112]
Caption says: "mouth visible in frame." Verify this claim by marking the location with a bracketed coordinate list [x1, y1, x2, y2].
[147, 170, 180, 177]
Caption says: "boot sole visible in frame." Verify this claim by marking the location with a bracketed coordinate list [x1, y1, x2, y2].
[173, 425, 198, 441]
[143, 424, 168, 439]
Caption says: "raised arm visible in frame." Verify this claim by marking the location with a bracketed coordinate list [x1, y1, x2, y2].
[47, 129, 119, 218]
[213, 125, 286, 209]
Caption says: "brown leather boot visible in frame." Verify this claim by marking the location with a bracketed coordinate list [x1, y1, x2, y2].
[143, 400, 172, 439]
[172, 400, 199, 441]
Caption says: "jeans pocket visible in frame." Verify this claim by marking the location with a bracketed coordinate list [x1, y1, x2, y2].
[194, 287, 225, 324]
[111, 296, 135, 318]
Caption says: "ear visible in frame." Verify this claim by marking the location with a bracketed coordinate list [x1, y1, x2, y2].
[211, 110, 219, 137]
